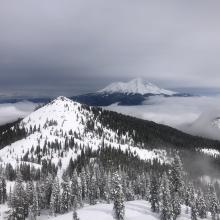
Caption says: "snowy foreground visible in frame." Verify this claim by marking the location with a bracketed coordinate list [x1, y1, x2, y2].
[0, 200, 213, 220]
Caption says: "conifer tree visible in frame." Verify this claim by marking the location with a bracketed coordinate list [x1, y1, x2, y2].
[50, 177, 61, 216]
[196, 189, 207, 219]
[71, 170, 81, 207]
[191, 196, 198, 220]
[170, 154, 184, 199]
[0, 175, 6, 204]
[209, 185, 219, 220]
[112, 171, 125, 220]
[88, 175, 97, 205]
[32, 187, 40, 218]
[125, 181, 135, 201]
[61, 176, 71, 213]
[160, 173, 173, 220]
[150, 173, 160, 213]
[103, 172, 111, 203]
[80, 168, 87, 201]
[44, 174, 53, 209]
[10, 172, 27, 220]
[172, 192, 181, 219]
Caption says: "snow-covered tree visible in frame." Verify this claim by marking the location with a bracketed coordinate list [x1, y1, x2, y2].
[80, 167, 87, 201]
[44, 174, 53, 209]
[61, 176, 71, 213]
[0, 175, 7, 204]
[209, 185, 219, 220]
[71, 170, 82, 207]
[125, 181, 135, 201]
[112, 171, 125, 220]
[160, 173, 173, 220]
[50, 177, 61, 216]
[88, 175, 97, 205]
[10, 172, 27, 220]
[150, 174, 160, 213]
[172, 192, 181, 219]
[191, 196, 198, 220]
[196, 189, 207, 219]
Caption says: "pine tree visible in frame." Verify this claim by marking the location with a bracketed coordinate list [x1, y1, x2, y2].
[103, 172, 111, 203]
[209, 185, 219, 220]
[145, 173, 151, 201]
[172, 192, 181, 219]
[191, 196, 198, 220]
[150, 173, 160, 213]
[0, 176, 7, 204]
[78, 178, 83, 207]
[26, 181, 34, 206]
[71, 170, 81, 207]
[32, 186, 40, 218]
[125, 181, 135, 201]
[50, 177, 61, 216]
[61, 176, 71, 213]
[160, 173, 173, 220]
[112, 171, 125, 220]
[170, 154, 184, 219]
[80, 168, 87, 201]
[35, 182, 42, 215]
[196, 189, 207, 219]
[170, 154, 184, 199]
[10, 172, 27, 220]
[44, 174, 53, 209]
[185, 183, 194, 211]
[139, 172, 147, 199]
[88, 175, 97, 205]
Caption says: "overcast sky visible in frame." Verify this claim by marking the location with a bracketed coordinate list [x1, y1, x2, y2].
[1, 0, 220, 96]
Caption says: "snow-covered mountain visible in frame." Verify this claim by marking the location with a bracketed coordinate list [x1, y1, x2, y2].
[0, 96, 166, 170]
[98, 78, 177, 96]
[0, 96, 219, 174]
[72, 78, 191, 106]
[1, 96, 220, 220]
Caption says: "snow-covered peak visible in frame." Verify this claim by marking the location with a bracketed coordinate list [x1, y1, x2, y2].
[21, 95, 87, 133]
[98, 78, 177, 95]
[0, 95, 167, 171]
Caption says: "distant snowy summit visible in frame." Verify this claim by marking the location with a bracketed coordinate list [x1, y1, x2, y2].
[98, 78, 177, 96]
[72, 78, 190, 106]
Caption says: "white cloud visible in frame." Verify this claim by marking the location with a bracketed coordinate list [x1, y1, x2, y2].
[106, 96, 220, 140]
[0, 102, 37, 125]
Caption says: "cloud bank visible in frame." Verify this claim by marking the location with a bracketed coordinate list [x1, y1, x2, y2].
[0, 102, 37, 125]
[106, 96, 220, 140]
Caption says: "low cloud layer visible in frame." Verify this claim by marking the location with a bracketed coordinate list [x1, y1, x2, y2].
[106, 96, 220, 140]
[0, 102, 37, 125]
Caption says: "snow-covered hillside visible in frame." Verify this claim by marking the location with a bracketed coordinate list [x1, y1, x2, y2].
[0, 200, 210, 220]
[98, 78, 177, 96]
[0, 96, 166, 170]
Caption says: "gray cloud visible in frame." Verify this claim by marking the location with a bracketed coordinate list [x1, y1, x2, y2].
[1, 0, 220, 95]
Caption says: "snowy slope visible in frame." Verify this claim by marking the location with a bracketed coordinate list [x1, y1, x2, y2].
[0, 200, 213, 220]
[98, 78, 177, 96]
[0, 96, 167, 170]
[21, 200, 210, 220]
